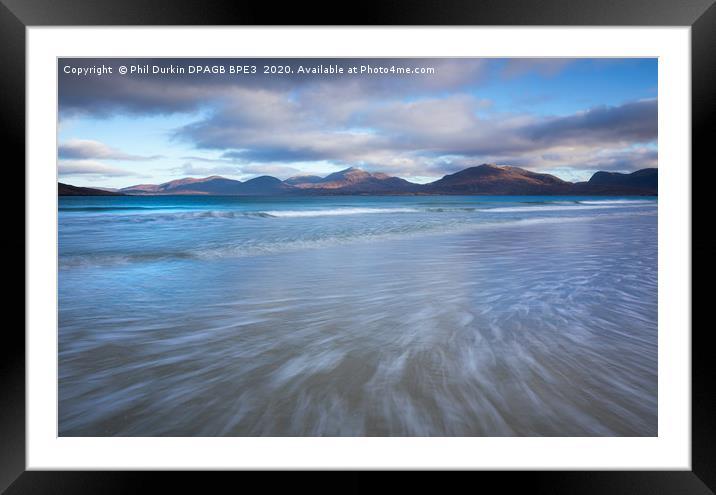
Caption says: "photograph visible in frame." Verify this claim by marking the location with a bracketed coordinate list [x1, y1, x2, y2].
[57, 57, 658, 437]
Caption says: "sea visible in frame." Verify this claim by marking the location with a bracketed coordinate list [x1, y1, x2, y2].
[58, 195, 658, 436]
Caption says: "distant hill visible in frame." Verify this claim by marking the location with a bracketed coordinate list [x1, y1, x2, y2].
[284, 175, 324, 186]
[61, 165, 657, 197]
[238, 176, 292, 195]
[288, 167, 421, 193]
[424, 164, 572, 195]
[120, 176, 238, 195]
[120, 175, 291, 195]
[571, 168, 658, 195]
[59, 183, 124, 196]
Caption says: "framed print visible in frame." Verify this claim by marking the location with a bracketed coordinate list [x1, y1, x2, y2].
[6, 0, 714, 492]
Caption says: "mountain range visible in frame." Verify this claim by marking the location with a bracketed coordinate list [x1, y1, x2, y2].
[59, 164, 658, 196]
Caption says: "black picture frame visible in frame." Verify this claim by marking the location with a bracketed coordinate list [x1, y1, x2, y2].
[5, 0, 713, 492]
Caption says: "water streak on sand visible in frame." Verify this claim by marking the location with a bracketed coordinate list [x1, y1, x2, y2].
[59, 195, 657, 436]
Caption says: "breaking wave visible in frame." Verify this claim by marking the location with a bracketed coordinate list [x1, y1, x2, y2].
[58, 210, 655, 269]
[485, 203, 654, 213]
[262, 207, 420, 217]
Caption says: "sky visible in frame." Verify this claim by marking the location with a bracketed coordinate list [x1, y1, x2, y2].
[58, 58, 658, 188]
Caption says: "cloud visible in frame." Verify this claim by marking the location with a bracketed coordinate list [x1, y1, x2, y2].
[171, 80, 657, 179]
[59, 73, 218, 118]
[538, 147, 658, 172]
[59, 139, 160, 161]
[58, 58, 492, 118]
[237, 164, 302, 179]
[502, 59, 575, 79]
[522, 99, 657, 145]
[168, 162, 240, 177]
[168, 161, 301, 180]
[58, 58, 657, 181]
[58, 160, 141, 177]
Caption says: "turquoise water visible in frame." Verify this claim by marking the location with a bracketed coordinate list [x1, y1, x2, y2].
[59, 195, 658, 436]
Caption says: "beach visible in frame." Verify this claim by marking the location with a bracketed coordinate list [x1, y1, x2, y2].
[58, 195, 657, 436]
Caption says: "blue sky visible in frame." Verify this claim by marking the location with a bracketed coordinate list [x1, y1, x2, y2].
[58, 58, 657, 187]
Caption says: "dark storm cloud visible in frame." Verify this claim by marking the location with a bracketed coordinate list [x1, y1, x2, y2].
[523, 99, 657, 145]
[570, 148, 658, 172]
[58, 58, 490, 117]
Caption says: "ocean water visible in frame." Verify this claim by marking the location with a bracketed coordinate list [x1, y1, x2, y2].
[58, 195, 658, 436]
